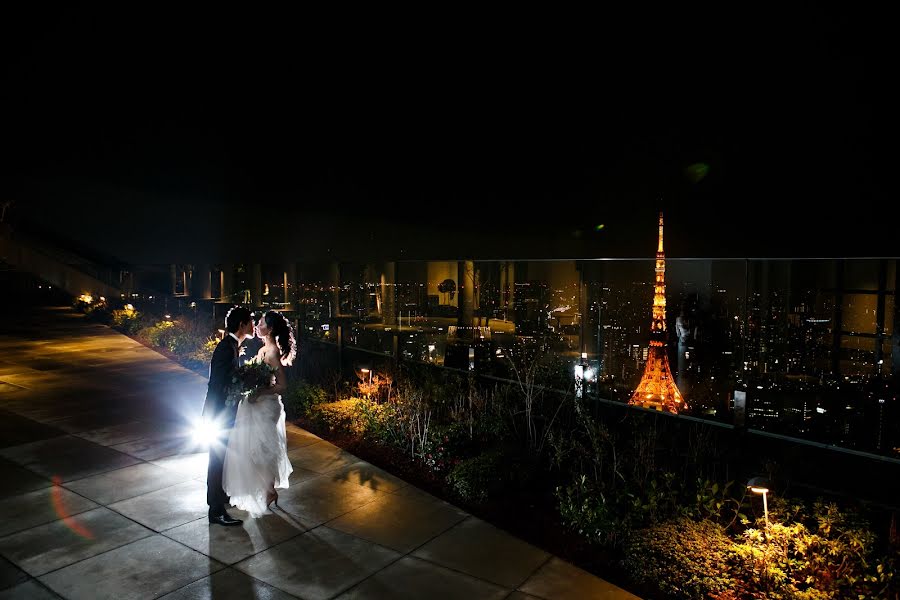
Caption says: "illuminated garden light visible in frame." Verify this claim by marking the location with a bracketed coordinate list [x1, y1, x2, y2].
[747, 476, 772, 529]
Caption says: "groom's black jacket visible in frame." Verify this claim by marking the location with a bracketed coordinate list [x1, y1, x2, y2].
[203, 334, 239, 420]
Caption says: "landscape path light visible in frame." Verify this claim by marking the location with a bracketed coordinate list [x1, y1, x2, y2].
[747, 476, 772, 529]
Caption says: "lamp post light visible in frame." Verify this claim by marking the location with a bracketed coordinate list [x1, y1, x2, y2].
[574, 352, 588, 399]
[747, 476, 771, 529]
[360, 367, 372, 385]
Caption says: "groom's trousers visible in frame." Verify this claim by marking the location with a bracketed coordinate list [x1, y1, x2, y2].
[206, 408, 236, 513]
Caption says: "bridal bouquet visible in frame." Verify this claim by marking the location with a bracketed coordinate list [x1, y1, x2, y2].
[225, 356, 276, 407]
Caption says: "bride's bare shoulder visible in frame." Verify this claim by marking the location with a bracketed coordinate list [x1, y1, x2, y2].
[263, 347, 282, 369]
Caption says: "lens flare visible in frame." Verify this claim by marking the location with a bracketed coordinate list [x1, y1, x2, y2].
[684, 162, 710, 183]
[192, 418, 222, 446]
[51, 477, 94, 539]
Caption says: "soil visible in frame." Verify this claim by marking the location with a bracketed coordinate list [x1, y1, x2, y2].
[295, 416, 643, 596]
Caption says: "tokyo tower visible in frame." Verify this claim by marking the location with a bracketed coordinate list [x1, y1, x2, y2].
[628, 212, 687, 413]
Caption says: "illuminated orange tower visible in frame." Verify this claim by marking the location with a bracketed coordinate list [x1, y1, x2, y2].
[628, 212, 687, 413]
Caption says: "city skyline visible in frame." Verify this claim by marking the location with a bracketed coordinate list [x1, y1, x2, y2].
[145, 252, 895, 457]
[26, 247, 896, 457]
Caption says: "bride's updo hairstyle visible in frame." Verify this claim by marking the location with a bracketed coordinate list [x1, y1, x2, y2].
[263, 311, 297, 366]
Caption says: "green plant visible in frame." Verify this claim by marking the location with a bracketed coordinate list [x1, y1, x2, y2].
[504, 349, 570, 456]
[624, 518, 736, 600]
[730, 500, 896, 599]
[445, 448, 522, 504]
[74, 294, 110, 322]
[73, 293, 101, 312]
[557, 474, 629, 547]
[556, 470, 682, 549]
[308, 399, 364, 433]
[355, 398, 397, 446]
[618, 493, 900, 600]
[142, 320, 176, 351]
[689, 479, 746, 528]
[111, 307, 142, 334]
[369, 382, 433, 460]
[140, 319, 203, 355]
[283, 381, 329, 420]
[187, 336, 218, 366]
[422, 422, 474, 473]
[356, 371, 393, 402]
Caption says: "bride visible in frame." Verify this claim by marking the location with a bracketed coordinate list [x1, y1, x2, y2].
[223, 310, 295, 517]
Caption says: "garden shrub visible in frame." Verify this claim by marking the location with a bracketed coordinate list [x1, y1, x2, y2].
[621, 501, 898, 600]
[350, 395, 484, 472]
[446, 447, 532, 504]
[138, 319, 201, 355]
[557, 468, 686, 549]
[688, 478, 745, 527]
[624, 518, 736, 600]
[355, 398, 397, 446]
[111, 307, 142, 334]
[446, 449, 506, 503]
[283, 381, 328, 420]
[474, 411, 509, 440]
[730, 500, 896, 600]
[187, 336, 218, 367]
[141, 320, 177, 351]
[308, 399, 364, 434]
[557, 474, 633, 548]
[422, 422, 474, 473]
[369, 382, 434, 460]
[73, 294, 107, 316]
[73, 294, 92, 312]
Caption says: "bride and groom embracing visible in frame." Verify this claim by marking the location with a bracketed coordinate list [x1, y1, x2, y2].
[203, 306, 296, 526]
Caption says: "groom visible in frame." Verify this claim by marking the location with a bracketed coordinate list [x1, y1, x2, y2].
[203, 305, 254, 526]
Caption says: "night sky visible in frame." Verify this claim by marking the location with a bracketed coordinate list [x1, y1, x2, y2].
[1, 7, 893, 264]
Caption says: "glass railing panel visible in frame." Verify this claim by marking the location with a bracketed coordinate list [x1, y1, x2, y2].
[261, 257, 898, 458]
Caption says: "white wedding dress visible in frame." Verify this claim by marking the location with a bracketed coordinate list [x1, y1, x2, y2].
[223, 393, 293, 517]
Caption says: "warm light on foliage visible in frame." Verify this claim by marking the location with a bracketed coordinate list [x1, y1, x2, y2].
[111, 306, 141, 333]
[356, 370, 393, 402]
[621, 497, 898, 599]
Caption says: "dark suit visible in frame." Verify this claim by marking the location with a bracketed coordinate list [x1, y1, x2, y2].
[204, 334, 239, 513]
